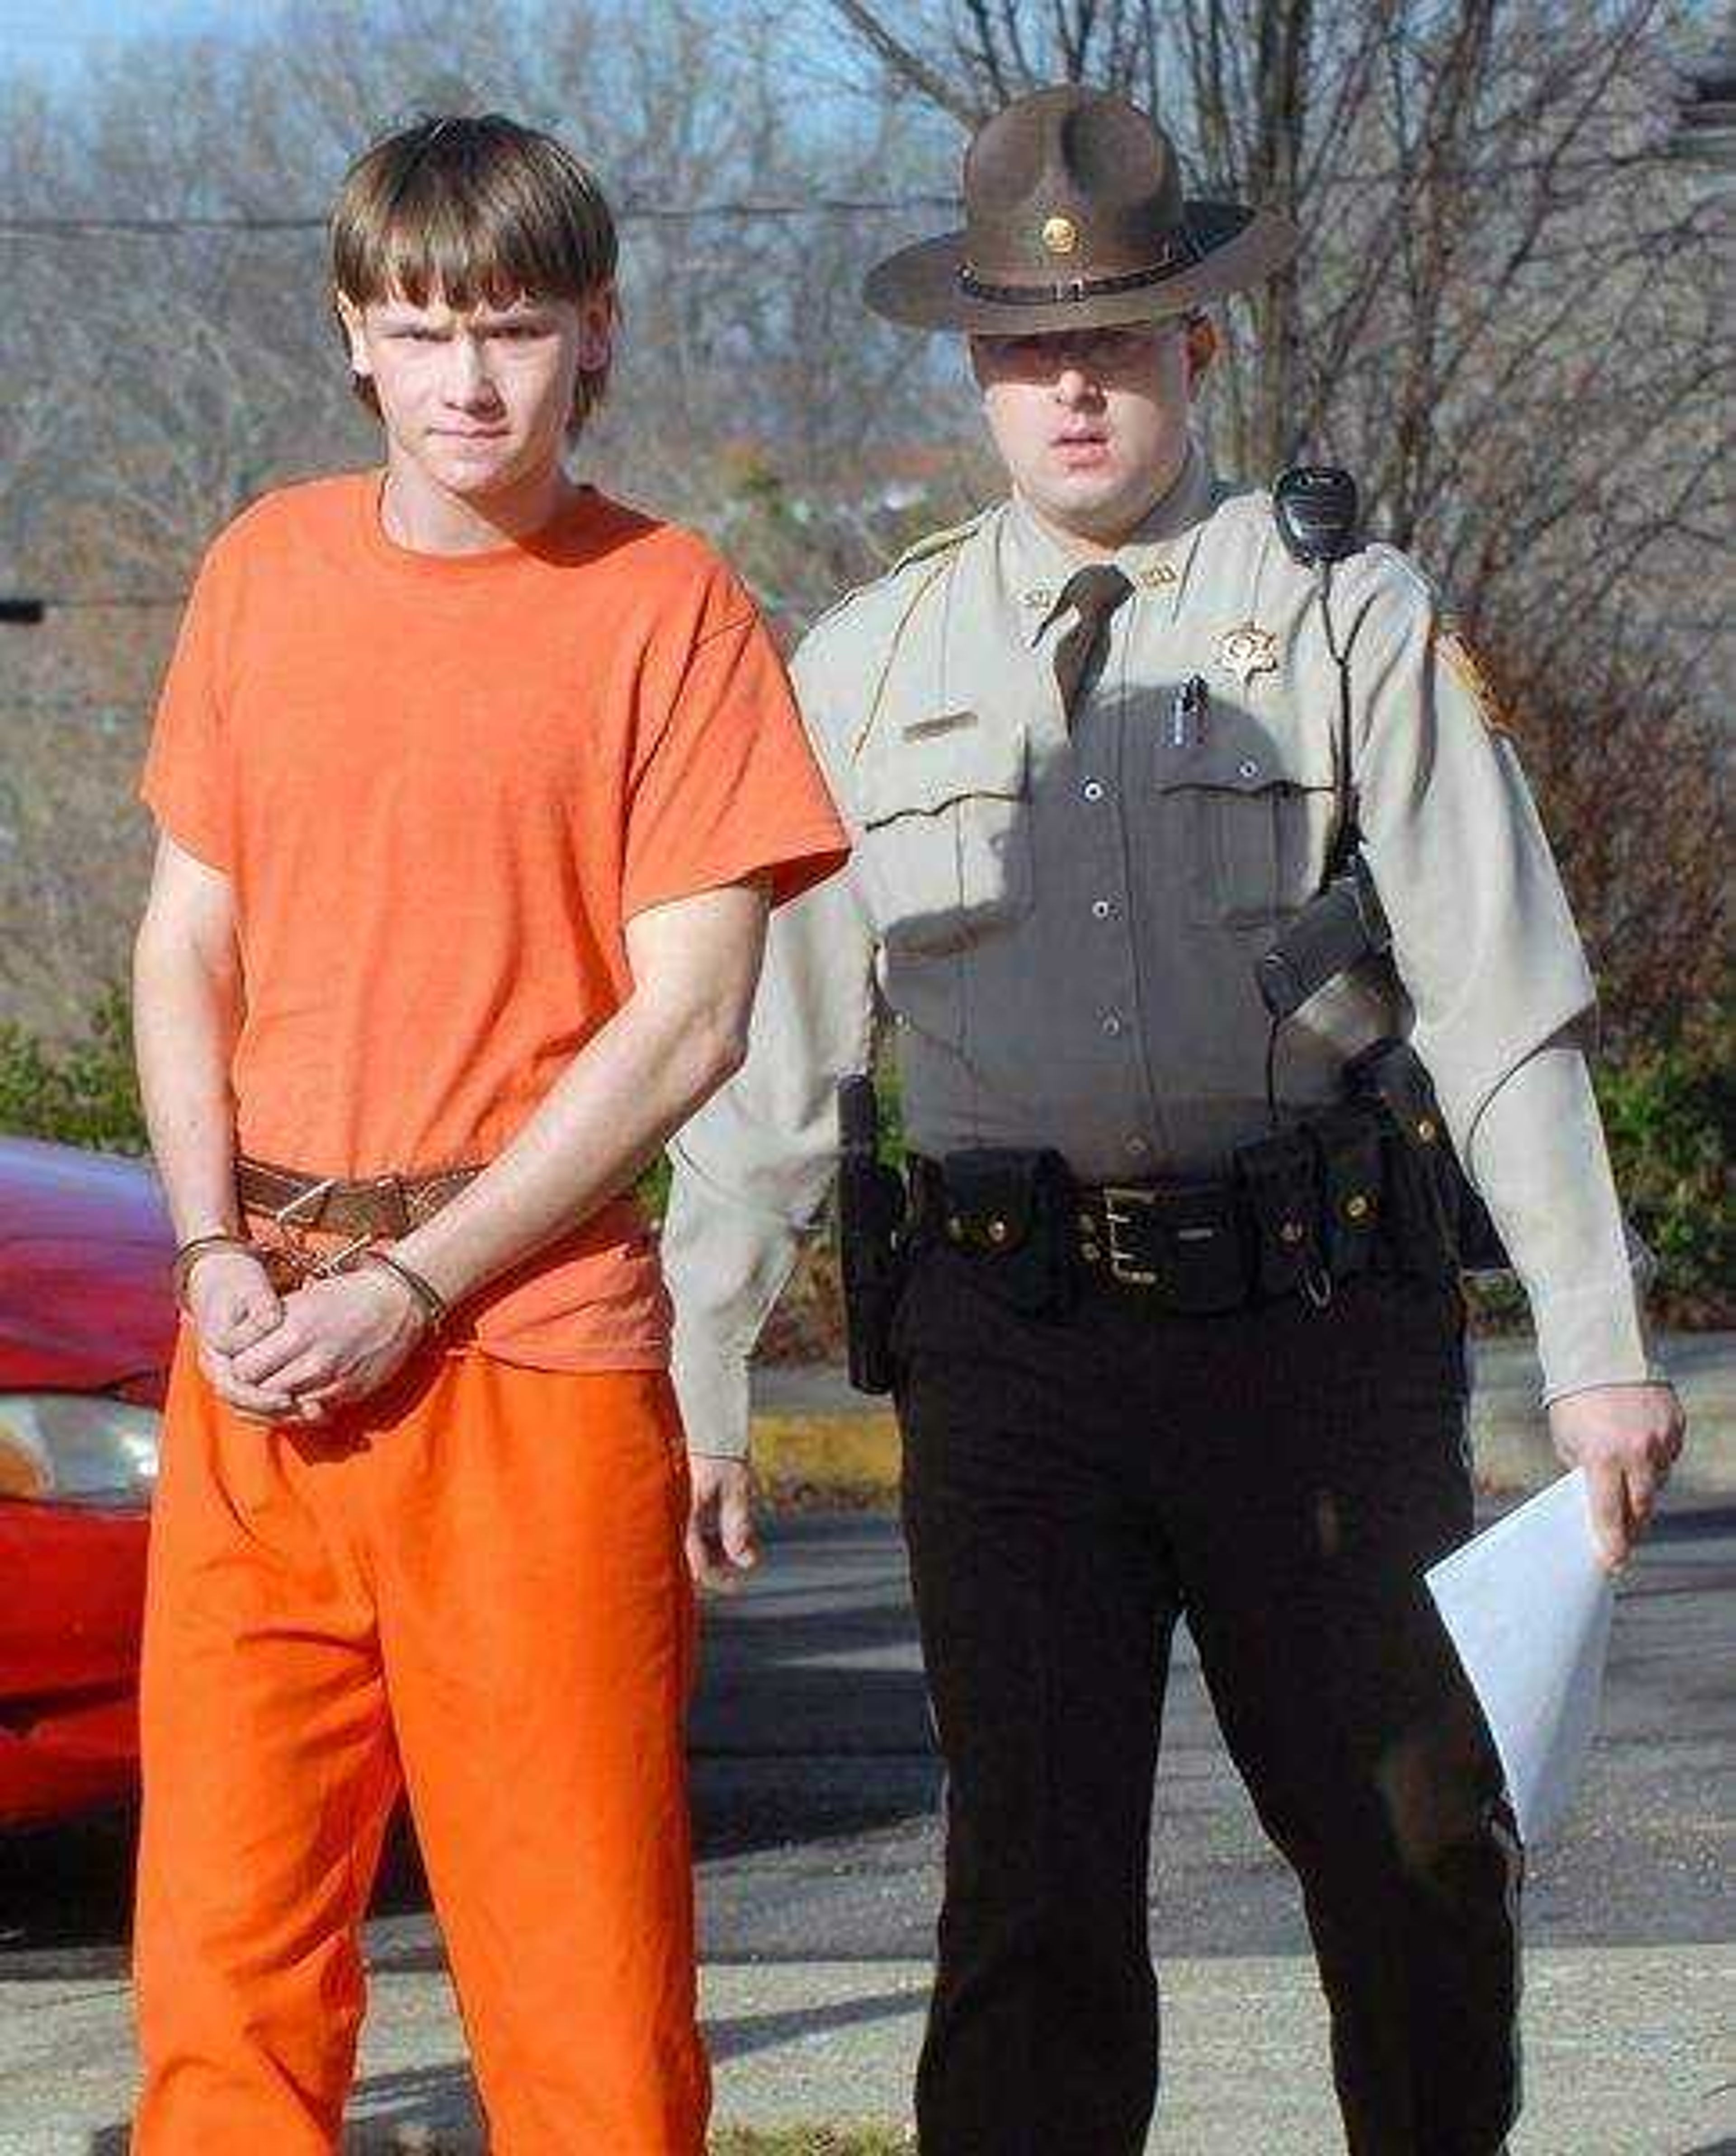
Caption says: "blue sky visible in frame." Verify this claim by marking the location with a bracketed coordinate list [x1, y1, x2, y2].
[0, 0, 871, 108]
[0, 0, 286, 81]
[8, 0, 1728, 84]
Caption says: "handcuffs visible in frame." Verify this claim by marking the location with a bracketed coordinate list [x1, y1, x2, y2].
[170, 1229, 452, 1336]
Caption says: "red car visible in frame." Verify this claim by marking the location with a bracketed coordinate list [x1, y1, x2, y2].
[0, 1134, 175, 1826]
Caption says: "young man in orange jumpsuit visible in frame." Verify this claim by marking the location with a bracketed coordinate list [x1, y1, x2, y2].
[128, 113, 848, 2153]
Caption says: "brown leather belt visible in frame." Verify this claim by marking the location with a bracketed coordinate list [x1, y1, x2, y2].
[235, 1153, 482, 1241]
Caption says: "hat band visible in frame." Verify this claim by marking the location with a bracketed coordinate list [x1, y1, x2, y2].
[958, 231, 1198, 308]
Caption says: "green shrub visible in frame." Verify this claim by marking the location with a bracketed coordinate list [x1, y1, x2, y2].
[1595, 1000, 1733, 1328]
[0, 982, 146, 1153]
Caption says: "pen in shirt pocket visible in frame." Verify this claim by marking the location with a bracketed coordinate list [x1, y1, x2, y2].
[1169, 675, 1209, 749]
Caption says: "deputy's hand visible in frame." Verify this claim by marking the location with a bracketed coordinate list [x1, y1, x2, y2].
[186, 1247, 300, 1422]
[1547, 1380, 1685, 1572]
[226, 1262, 429, 1423]
[685, 1454, 758, 1593]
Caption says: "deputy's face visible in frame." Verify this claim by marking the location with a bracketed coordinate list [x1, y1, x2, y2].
[969, 318, 1212, 547]
[338, 282, 612, 503]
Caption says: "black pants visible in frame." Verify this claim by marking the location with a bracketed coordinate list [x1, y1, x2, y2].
[892, 1243, 1522, 2156]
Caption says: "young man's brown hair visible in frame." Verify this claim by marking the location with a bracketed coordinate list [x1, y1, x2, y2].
[329, 112, 618, 430]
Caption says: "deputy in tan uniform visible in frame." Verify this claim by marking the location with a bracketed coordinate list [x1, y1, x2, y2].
[665, 86, 1685, 2156]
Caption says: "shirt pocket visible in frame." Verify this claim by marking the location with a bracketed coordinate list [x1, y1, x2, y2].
[852, 718, 1034, 958]
[1153, 720, 1339, 930]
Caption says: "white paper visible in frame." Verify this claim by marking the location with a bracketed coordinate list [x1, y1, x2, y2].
[1425, 1469, 1615, 1844]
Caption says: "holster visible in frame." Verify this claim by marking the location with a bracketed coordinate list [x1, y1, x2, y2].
[1343, 1037, 1507, 1280]
[1377, 1132, 1460, 1282]
[1454, 1181, 1510, 1274]
[837, 1077, 909, 1395]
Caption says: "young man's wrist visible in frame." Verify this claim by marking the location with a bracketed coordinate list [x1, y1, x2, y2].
[351, 1244, 453, 1335]
[378, 1222, 478, 1307]
[170, 1231, 263, 1309]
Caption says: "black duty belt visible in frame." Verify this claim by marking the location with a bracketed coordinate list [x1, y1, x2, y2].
[907, 1105, 1434, 1318]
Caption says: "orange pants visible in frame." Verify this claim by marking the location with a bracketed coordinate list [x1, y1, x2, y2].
[132, 1329, 708, 2154]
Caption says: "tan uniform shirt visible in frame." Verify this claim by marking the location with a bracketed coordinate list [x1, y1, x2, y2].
[665, 444, 1659, 1459]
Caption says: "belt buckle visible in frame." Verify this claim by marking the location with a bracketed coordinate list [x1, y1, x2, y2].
[270, 1175, 339, 1233]
[1100, 1186, 1160, 1288]
[306, 1231, 376, 1280]
[359, 1170, 411, 1239]
[264, 1174, 377, 1283]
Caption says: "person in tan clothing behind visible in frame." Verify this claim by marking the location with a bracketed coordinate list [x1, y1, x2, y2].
[664, 86, 1685, 2156]
[130, 113, 847, 2152]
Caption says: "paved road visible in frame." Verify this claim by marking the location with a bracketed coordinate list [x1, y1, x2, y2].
[3, 1493, 1732, 2154]
[693, 1490, 1736, 1967]
[4, 1492, 1732, 1975]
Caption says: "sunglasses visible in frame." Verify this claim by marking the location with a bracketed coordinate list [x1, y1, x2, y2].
[971, 317, 1201, 379]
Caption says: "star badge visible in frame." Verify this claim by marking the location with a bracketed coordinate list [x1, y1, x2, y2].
[1217, 622, 1279, 688]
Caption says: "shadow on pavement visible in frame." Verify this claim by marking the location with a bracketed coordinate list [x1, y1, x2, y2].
[707, 1982, 923, 2062]
[80, 1991, 927, 2149]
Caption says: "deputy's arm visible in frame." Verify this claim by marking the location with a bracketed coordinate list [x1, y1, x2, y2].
[1349, 566, 1684, 1565]
[662, 852, 880, 1462]
[660, 858, 877, 1591]
[1467, 1031, 1682, 1566]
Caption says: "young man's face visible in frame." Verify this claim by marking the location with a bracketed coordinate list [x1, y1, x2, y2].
[969, 316, 1214, 545]
[337, 284, 613, 500]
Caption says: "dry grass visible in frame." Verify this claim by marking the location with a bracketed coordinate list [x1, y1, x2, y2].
[711, 2133, 912, 2155]
[344, 2132, 910, 2154]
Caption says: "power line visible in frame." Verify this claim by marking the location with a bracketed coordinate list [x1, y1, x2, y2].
[0, 139, 1688, 242]
[0, 193, 960, 239]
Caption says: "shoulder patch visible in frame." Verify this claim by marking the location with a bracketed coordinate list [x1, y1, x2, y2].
[1434, 621, 1512, 737]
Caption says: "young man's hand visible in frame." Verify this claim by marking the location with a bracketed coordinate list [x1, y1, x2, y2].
[685, 1455, 758, 1592]
[186, 1248, 301, 1422]
[224, 1265, 430, 1422]
[1547, 1381, 1686, 1572]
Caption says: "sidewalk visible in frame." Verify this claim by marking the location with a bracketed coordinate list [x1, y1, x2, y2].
[748, 1331, 1736, 1504]
[2, 1342, 1727, 2154]
[2, 1945, 1731, 2151]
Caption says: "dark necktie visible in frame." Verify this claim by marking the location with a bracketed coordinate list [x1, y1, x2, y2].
[1052, 563, 1134, 722]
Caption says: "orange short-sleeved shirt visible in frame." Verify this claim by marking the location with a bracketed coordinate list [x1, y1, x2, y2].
[138, 471, 849, 1371]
